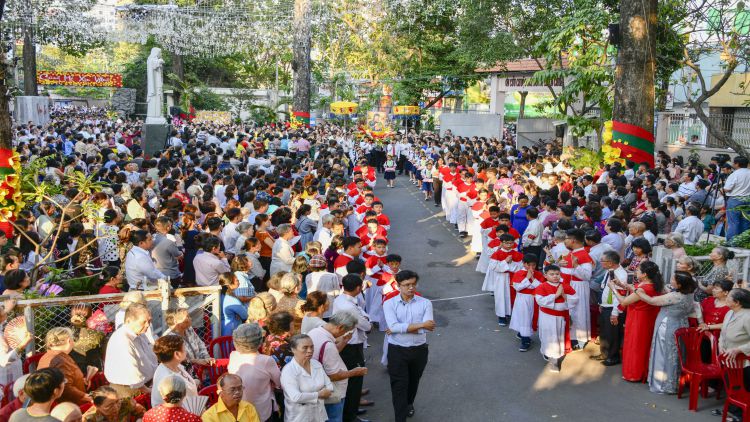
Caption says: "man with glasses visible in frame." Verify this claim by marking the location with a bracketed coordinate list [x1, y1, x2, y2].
[592, 250, 628, 366]
[202, 373, 260, 422]
[383, 270, 435, 422]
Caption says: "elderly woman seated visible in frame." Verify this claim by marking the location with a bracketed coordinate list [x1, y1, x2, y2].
[82, 385, 145, 422]
[163, 308, 214, 372]
[227, 323, 281, 422]
[38, 327, 92, 405]
[142, 375, 201, 422]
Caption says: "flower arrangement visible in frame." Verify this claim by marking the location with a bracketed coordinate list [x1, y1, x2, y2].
[601, 120, 625, 165]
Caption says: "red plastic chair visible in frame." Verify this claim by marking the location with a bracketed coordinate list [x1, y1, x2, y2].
[198, 384, 219, 407]
[194, 359, 229, 384]
[208, 336, 235, 359]
[87, 372, 109, 392]
[720, 353, 749, 422]
[23, 352, 45, 374]
[79, 402, 94, 414]
[133, 393, 152, 411]
[675, 327, 723, 411]
[202, 313, 213, 345]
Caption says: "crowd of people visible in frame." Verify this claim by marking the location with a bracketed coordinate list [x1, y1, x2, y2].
[0, 106, 749, 421]
[0, 109, 440, 422]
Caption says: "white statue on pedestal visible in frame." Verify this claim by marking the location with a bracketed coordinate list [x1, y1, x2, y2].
[146, 47, 166, 124]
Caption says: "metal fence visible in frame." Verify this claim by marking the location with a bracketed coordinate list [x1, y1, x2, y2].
[15, 282, 221, 354]
[661, 112, 750, 148]
[653, 245, 750, 286]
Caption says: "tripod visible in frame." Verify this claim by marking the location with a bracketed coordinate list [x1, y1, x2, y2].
[699, 171, 727, 244]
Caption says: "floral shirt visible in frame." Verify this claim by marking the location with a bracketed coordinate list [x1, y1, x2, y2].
[261, 333, 293, 370]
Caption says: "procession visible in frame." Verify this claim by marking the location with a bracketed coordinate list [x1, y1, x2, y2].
[0, 0, 749, 421]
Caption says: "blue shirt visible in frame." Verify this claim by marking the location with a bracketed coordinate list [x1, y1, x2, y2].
[280, 138, 289, 150]
[221, 293, 248, 336]
[383, 294, 433, 347]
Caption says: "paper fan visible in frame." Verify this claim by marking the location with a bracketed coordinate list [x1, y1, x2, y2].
[182, 396, 208, 416]
[4, 316, 28, 350]
[86, 310, 113, 334]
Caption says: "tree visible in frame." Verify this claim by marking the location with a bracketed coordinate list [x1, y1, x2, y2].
[529, 2, 616, 148]
[292, 0, 312, 118]
[612, 0, 657, 149]
[3, 0, 101, 95]
[679, 0, 750, 157]
[0, 0, 13, 150]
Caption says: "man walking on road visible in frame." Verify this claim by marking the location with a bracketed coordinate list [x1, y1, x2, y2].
[383, 270, 435, 422]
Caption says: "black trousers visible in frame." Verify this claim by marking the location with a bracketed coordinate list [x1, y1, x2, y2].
[340, 343, 365, 422]
[397, 155, 406, 173]
[522, 246, 542, 264]
[598, 307, 624, 360]
[433, 180, 442, 206]
[387, 344, 428, 422]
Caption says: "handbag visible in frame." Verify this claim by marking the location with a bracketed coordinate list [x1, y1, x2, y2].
[316, 341, 344, 403]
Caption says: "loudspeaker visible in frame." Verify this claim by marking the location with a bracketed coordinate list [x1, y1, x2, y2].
[608, 23, 621, 47]
[142, 123, 171, 158]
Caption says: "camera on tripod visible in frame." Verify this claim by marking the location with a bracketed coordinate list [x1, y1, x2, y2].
[711, 154, 731, 166]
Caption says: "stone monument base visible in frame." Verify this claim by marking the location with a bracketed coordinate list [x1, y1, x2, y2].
[142, 122, 170, 158]
[15, 96, 51, 126]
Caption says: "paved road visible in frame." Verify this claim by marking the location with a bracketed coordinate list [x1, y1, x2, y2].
[358, 176, 716, 422]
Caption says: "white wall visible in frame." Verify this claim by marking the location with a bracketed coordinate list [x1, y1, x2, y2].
[439, 113, 502, 138]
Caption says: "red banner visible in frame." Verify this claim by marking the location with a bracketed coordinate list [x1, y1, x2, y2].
[37, 71, 123, 88]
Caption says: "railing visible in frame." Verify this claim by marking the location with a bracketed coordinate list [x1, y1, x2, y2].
[653, 245, 750, 286]
[15, 282, 221, 354]
[660, 112, 750, 148]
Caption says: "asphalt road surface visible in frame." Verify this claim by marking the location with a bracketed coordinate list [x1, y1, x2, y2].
[357, 175, 717, 422]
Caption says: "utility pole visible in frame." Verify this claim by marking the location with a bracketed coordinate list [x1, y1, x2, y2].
[611, 0, 657, 165]
[292, 0, 311, 125]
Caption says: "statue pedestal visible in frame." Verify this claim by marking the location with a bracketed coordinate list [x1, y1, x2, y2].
[142, 122, 170, 158]
[15, 96, 51, 125]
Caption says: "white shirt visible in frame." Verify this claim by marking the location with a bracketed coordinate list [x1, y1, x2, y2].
[383, 294, 433, 347]
[124, 246, 166, 290]
[522, 218, 543, 247]
[313, 227, 333, 252]
[588, 242, 614, 281]
[600, 267, 628, 316]
[103, 325, 158, 388]
[222, 222, 240, 253]
[308, 326, 348, 402]
[151, 363, 198, 406]
[601, 232, 625, 256]
[332, 294, 371, 345]
[280, 359, 333, 422]
[724, 167, 750, 198]
[675, 215, 705, 245]
[270, 237, 295, 276]
[305, 272, 341, 318]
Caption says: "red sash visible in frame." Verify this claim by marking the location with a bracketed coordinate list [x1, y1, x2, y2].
[539, 307, 572, 354]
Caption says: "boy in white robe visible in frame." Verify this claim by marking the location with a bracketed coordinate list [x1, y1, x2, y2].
[510, 254, 544, 352]
[535, 264, 578, 372]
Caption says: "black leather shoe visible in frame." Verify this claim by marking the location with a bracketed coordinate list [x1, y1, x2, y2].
[407, 405, 415, 417]
[357, 408, 367, 415]
[602, 358, 621, 366]
[589, 354, 606, 361]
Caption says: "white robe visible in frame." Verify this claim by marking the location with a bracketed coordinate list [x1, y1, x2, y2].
[483, 257, 521, 317]
[509, 277, 541, 337]
[469, 209, 484, 253]
[476, 230, 495, 274]
[536, 290, 578, 359]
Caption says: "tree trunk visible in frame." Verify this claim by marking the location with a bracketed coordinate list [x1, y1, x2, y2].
[172, 53, 185, 108]
[0, 32, 13, 150]
[518, 91, 528, 119]
[612, 0, 657, 150]
[22, 23, 38, 96]
[292, 0, 312, 115]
